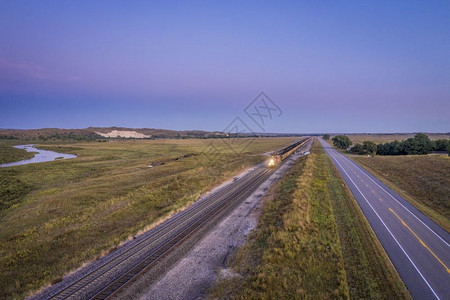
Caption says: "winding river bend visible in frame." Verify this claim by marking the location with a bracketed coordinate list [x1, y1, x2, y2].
[0, 144, 77, 167]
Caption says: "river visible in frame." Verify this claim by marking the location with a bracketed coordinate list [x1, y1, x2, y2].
[0, 144, 77, 167]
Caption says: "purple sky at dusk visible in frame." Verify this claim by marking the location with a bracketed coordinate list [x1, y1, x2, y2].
[1, 1, 449, 133]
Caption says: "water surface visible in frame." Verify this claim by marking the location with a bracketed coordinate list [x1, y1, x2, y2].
[1, 144, 77, 167]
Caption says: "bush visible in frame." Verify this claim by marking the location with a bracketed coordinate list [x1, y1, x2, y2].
[350, 143, 363, 154]
[432, 139, 449, 151]
[363, 141, 377, 155]
[332, 135, 352, 149]
[350, 141, 377, 156]
[376, 134, 434, 156]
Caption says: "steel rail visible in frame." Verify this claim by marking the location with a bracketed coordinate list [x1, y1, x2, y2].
[93, 169, 272, 299]
[45, 138, 310, 300]
[47, 169, 270, 300]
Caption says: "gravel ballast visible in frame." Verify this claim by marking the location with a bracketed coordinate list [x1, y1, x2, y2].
[130, 141, 312, 300]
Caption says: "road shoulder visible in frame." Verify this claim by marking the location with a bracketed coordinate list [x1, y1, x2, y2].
[210, 139, 410, 299]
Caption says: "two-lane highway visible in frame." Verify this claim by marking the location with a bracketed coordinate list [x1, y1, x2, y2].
[320, 139, 450, 299]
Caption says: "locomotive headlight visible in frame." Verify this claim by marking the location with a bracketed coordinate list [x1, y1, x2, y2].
[268, 158, 275, 166]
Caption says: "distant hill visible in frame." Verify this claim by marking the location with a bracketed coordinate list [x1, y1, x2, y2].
[0, 127, 229, 140]
[89, 127, 228, 139]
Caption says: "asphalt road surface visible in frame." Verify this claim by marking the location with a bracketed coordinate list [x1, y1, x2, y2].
[320, 139, 449, 299]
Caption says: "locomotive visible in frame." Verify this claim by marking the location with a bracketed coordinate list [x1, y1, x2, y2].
[267, 138, 308, 167]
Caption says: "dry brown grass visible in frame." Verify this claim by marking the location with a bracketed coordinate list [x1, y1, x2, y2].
[325, 149, 410, 299]
[0, 137, 299, 299]
[210, 140, 410, 299]
[211, 141, 349, 298]
[352, 154, 450, 231]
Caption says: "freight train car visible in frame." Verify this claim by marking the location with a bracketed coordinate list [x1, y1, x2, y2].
[268, 138, 308, 167]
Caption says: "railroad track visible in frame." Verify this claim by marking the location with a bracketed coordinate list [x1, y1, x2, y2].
[45, 169, 272, 299]
[42, 139, 311, 300]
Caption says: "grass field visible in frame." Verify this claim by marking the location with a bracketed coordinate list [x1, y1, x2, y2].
[210, 139, 410, 299]
[352, 155, 450, 232]
[0, 141, 35, 165]
[0, 137, 299, 299]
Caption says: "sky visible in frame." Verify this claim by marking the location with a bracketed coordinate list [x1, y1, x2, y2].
[0, 1, 449, 133]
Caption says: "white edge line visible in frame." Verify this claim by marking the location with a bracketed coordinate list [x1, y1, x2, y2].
[331, 145, 450, 248]
[321, 140, 440, 300]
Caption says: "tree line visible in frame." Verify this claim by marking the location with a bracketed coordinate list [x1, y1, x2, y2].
[326, 133, 450, 156]
[375, 134, 449, 155]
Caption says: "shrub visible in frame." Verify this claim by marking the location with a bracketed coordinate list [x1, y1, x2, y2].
[332, 135, 352, 149]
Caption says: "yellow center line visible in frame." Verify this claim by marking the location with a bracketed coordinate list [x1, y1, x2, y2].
[389, 207, 450, 274]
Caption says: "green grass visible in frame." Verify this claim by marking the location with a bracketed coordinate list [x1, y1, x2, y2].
[324, 145, 410, 299]
[0, 141, 35, 164]
[210, 139, 410, 299]
[0, 137, 299, 299]
[352, 155, 450, 232]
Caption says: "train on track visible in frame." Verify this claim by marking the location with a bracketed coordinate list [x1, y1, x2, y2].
[268, 138, 308, 167]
